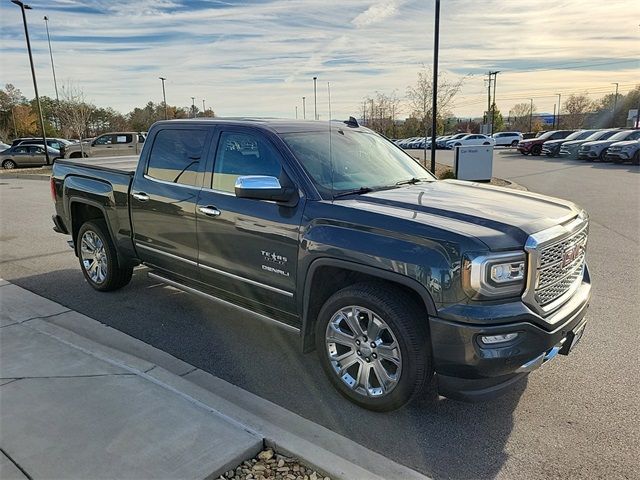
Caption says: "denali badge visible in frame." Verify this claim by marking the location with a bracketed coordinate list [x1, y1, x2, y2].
[561, 242, 585, 268]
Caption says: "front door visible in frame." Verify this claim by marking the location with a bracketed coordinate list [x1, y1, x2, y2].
[196, 129, 304, 322]
[131, 126, 212, 280]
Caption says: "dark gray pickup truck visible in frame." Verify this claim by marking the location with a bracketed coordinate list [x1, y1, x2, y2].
[51, 118, 591, 411]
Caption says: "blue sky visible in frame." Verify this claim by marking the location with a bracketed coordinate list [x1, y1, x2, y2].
[0, 0, 638, 119]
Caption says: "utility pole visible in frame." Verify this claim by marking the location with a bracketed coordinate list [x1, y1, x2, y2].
[43, 16, 60, 131]
[295, 106, 298, 119]
[302, 97, 306, 119]
[529, 98, 533, 132]
[12, 1, 49, 165]
[489, 71, 500, 135]
[552, 103, 556, 129]
[611, 82, 619, 127]
[202, 99, 206, 117]
[486, 73, 492, 130]
[191, 97, 196, 118]
[313, 77, 318, 120]
[159, 77, 167, 120]
[430, 0, 440, 174]
[556, 93, 562, 128]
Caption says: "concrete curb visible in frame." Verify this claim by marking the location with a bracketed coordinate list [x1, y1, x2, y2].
[1, 281, 429, 480]
[0, 173, 50, 181]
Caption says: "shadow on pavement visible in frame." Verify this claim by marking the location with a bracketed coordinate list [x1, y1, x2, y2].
[7, 268, 524, 479]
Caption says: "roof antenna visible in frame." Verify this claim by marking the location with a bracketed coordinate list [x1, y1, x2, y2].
[328, 81, 334, 201]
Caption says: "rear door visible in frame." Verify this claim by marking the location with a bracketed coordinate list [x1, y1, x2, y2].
[131, 126, 212, 280]
[27, 146, 47, 165]
[195, 128, 304, 319]
[113, 133, 135, 156]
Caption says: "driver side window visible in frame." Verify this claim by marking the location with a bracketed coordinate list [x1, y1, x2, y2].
[94, 135, 113, 145]
[212, 132, 282, 193]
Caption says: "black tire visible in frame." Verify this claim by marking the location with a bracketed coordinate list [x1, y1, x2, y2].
[531, 145, 542, 156]
[315, 282, 432, 411]
[633, 151, 640, 165]
[77, 220, 133, 291]
[598, 150, 609, 162]
[2, 159, 17, 169]
[511, 140, 518, 147]
[69, 152, 83, 158]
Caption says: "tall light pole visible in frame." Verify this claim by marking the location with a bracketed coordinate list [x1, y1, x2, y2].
[429, 0, 440, 174]
[191, 97, 195, 118]
[302, 96, 306, 119]
[529, 98, 533, 132]
[159, 77, 167, 120]
[556, 93, 562, 128]
[295, 106, 298, 119]
[313, 76, 318, 120]
[12, 1, 49, 164]
[489, 71, 500, 135]
[202, 99, 206, 117]
[43, 15, 60, 131]
[611, 82, 619, 127]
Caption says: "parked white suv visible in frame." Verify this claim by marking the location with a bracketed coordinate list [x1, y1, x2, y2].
[492, 131, 523, 147]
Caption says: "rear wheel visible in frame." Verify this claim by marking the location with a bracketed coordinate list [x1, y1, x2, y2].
[77, 220, 133, 291]
[69, 152, 84, 158]
[511, 140, 519, 147]
[315, 282, 432, 411]
[2, 159, 17, 169]
[633, 151, 640, 165]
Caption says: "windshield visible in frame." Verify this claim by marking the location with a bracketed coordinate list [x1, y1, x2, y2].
[565, 130, 594, 141]
[608, 130, 635, 141]
[536, 131, 554, 140]
[586, 130, 617, 141]
[282, 128, 434, 197]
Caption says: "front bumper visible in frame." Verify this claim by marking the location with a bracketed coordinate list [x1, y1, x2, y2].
[432, 265, 591, 402]
[578, 150, 598, 159]
[606, 152, 631, 162]
[542, 146, 560, 156]
[517, 144, 532, 153]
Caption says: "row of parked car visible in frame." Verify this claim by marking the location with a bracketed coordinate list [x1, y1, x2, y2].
[0, 132, 146, 169]
[516, 128, 640, 163]
[395, 131, 524, 150]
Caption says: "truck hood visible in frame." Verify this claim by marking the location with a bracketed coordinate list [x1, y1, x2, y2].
[339, 180, 581, 250]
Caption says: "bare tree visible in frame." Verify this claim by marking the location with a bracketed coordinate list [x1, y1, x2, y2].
[57, 83, 95, 153]
[562, 94, 594, 129]
[510, 102, 536, 132]
[406, 67, 464, 162]
[362, 91, 401, 137]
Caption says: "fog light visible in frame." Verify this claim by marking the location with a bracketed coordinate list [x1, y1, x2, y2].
[480, 333, 519, 345]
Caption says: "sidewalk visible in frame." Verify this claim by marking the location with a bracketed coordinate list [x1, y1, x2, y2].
[0, 280, 429, 480]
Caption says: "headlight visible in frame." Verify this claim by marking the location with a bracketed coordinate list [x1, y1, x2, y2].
[462, 252, 526, 299]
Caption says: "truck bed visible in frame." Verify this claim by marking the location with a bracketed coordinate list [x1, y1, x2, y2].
[57, 155, 139, 174]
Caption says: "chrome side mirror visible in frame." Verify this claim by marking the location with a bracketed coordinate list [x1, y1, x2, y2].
[234, 175, 296, 203]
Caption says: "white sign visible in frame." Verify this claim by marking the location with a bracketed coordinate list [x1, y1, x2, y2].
[454, 146, 493, 181]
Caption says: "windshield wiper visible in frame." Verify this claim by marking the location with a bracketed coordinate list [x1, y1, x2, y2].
[333, 186, 374, 199]
[395, 177, 427, 186]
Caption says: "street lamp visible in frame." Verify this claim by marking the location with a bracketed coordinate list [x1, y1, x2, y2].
[556, 93, 561, 128]
[43, 15, 60, 131]
[12, 0, 50, 165]
[490, 71, 500, 136]
[529, 98, 533, 132]
[313, 77, 318, 120]
[191, 97, 195, 118]
[302, 96, 306, 119]
[202, 99, 206, 117]
[429, 0, 441, 174]
[611, 82, 619, 127]
[159, 77, 167, 120]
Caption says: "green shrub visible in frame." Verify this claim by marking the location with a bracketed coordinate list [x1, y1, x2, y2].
[438, 169, 456, 180]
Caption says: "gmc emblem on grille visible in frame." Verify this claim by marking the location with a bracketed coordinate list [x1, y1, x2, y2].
[561, 242, 585, 268]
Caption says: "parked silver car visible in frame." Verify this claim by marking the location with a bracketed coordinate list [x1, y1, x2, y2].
[0, 144, 60, 169]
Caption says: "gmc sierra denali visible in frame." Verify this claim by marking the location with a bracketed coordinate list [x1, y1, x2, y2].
[51, 118, 591, 411]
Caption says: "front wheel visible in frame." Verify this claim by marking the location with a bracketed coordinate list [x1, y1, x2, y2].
[531, 145, 542, 156]
[315, 282, 432, 411]
[77, 220, 133, 291]
[2, 159, 17, 169]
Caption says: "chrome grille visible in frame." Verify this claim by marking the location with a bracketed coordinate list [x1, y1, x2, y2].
[534, 223, 588, 306]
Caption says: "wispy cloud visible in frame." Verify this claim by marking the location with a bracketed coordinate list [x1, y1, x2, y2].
[0, 0, 637, 119]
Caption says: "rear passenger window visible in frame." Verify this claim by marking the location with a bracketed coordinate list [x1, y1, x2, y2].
[116, 134, 132, 144]
[212, 132, 282, 193]
[146, 129, 207, 187]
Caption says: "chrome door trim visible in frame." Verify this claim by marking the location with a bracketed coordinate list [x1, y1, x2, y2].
[148, 271, 299, 334]
[199, 262, 293, 297]
[135, 242, 198, 266]
[136, 242, 293, 297]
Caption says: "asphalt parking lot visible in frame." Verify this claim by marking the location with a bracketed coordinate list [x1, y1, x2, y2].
[1, 150, 638, 479]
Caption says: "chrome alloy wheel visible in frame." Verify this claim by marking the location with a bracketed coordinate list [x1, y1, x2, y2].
[80, 230, 107, 284]
[325, 306, 402, 397]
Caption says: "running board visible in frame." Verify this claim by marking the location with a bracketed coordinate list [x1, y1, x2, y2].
[147, 271, 300, 334]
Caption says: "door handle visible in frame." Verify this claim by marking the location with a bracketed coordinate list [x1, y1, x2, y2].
[132, 192, 149, 202]
[198, 205, 221, 217]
